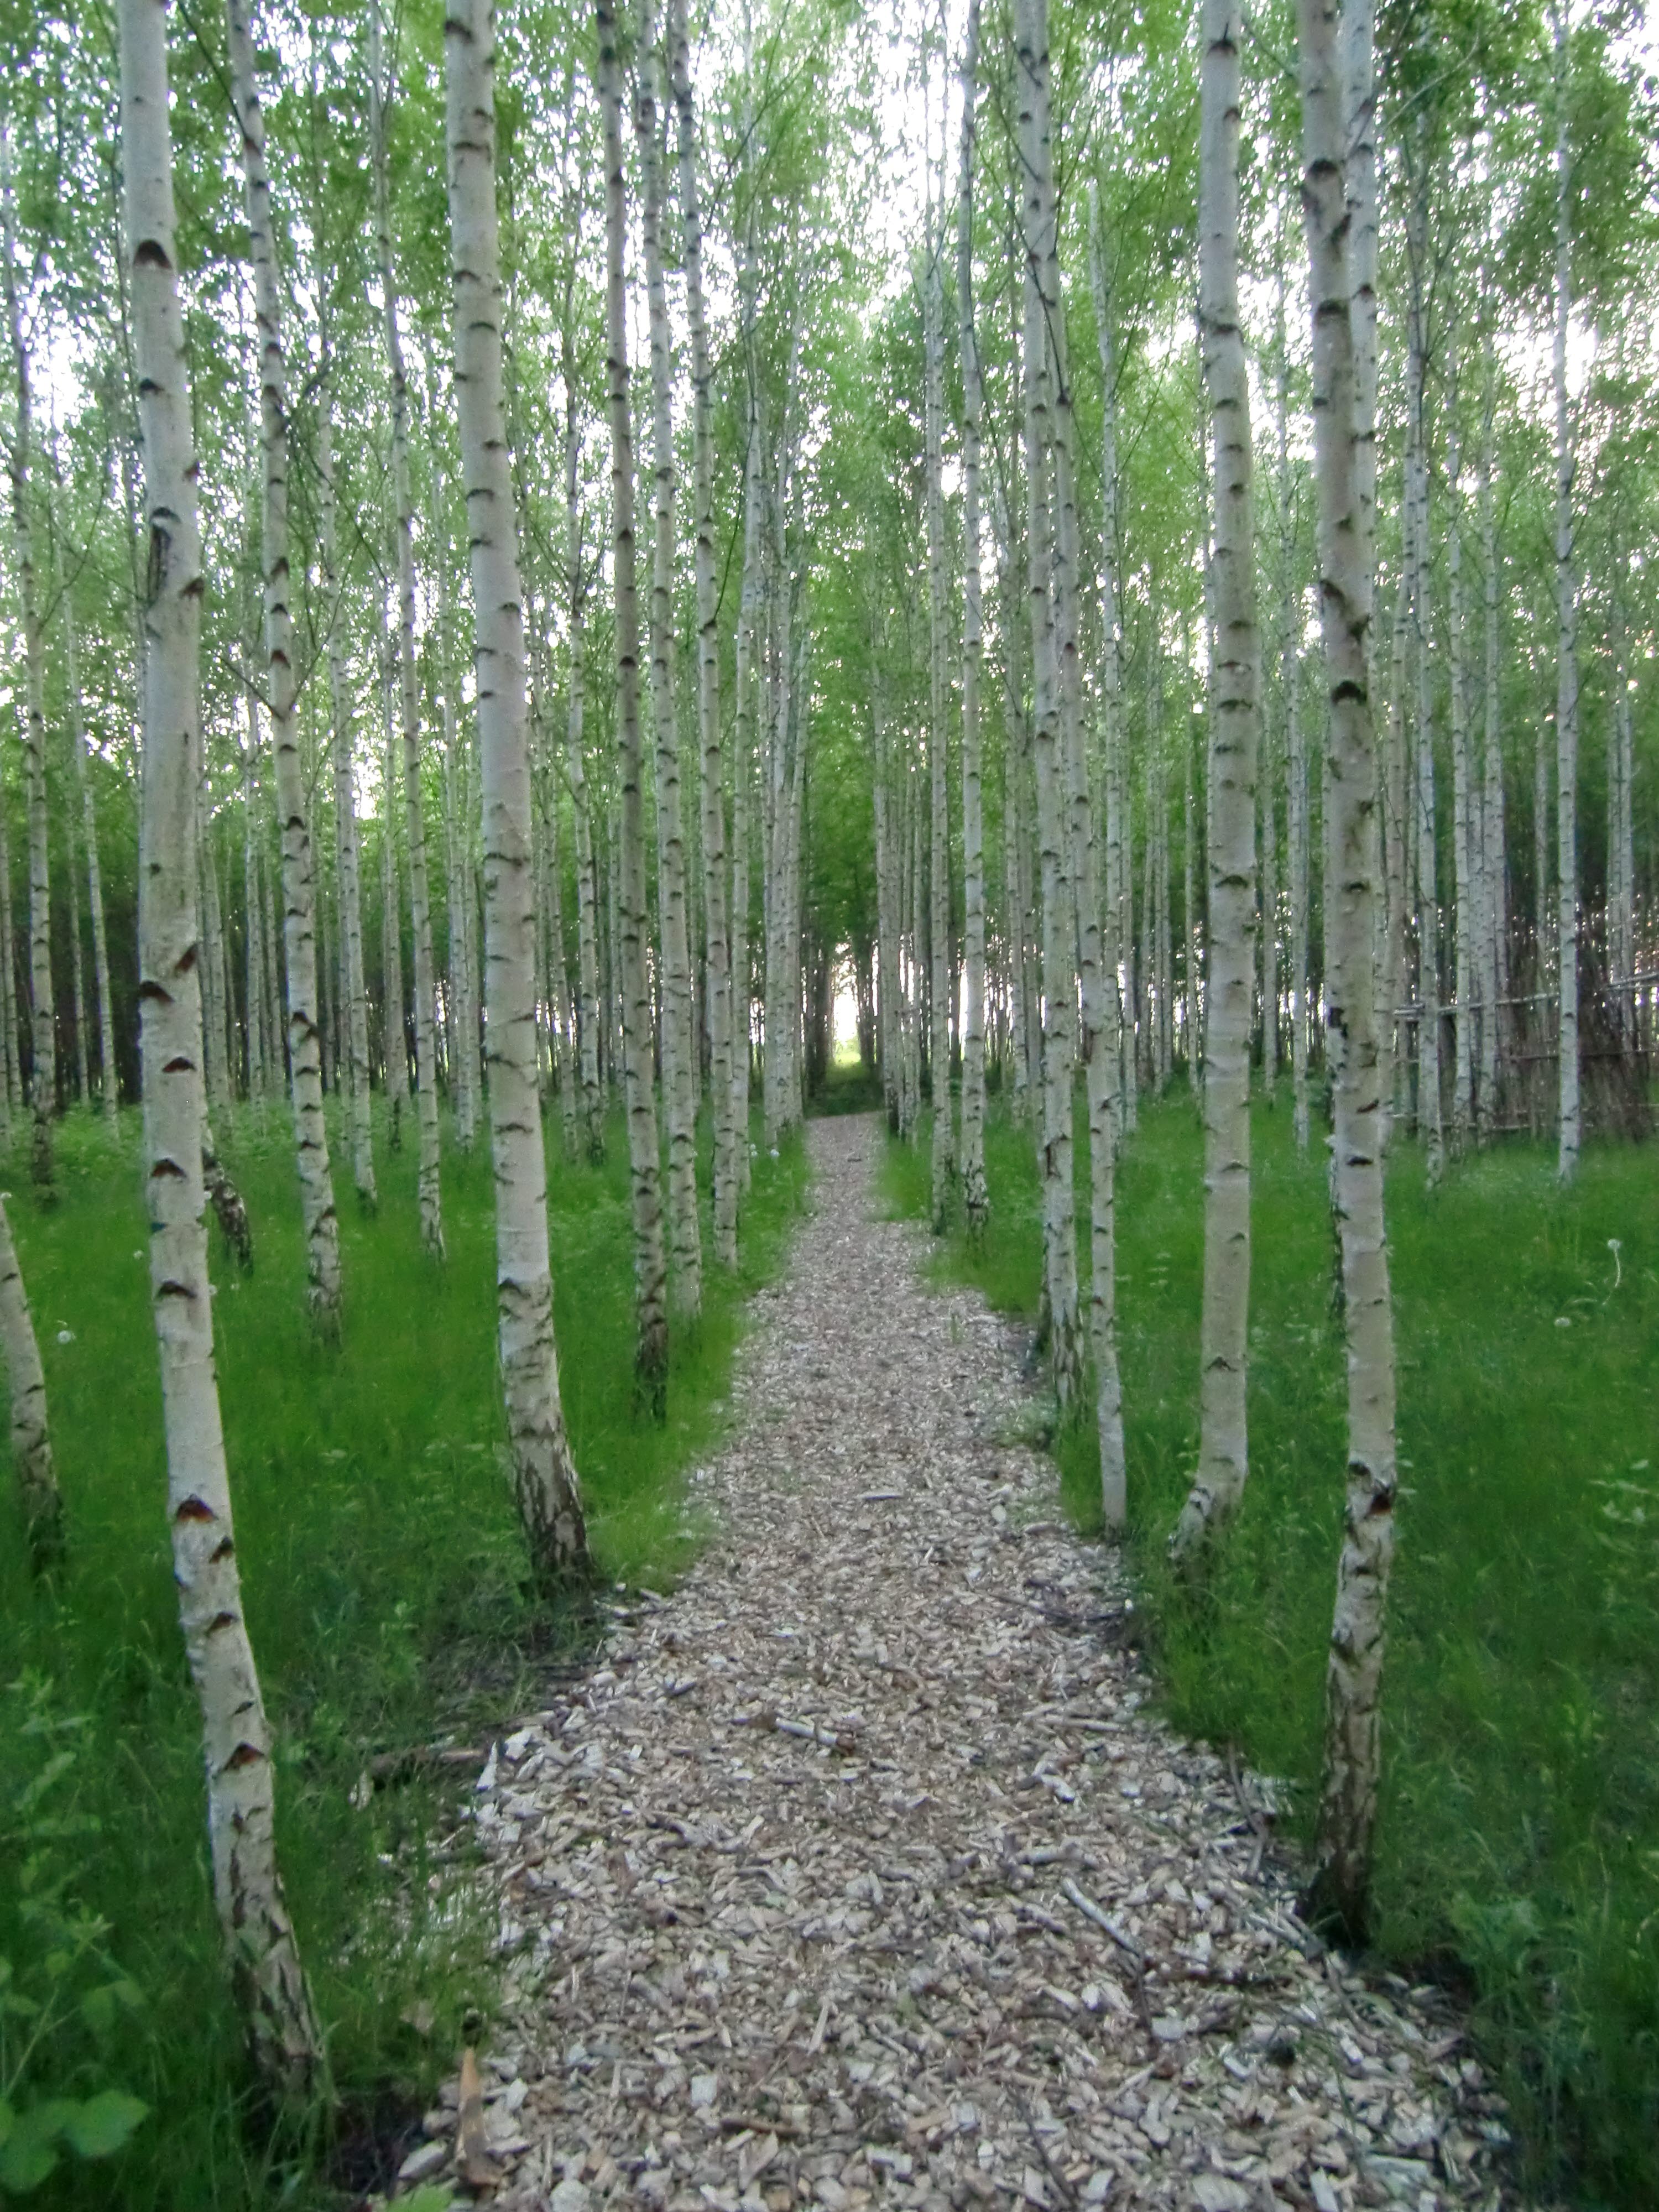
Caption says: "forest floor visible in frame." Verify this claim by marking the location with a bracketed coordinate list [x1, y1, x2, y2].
[403, 1115, 1510, 2212]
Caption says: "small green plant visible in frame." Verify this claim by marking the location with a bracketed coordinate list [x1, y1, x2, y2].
[0, 1676, 148, 2197]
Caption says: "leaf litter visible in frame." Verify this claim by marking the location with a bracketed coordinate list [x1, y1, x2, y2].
[392, 1116, 1513, 2212]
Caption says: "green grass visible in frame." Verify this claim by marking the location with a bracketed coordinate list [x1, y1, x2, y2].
[886, 1087, 1659, 2212]
[0, 1095, 806, 2210]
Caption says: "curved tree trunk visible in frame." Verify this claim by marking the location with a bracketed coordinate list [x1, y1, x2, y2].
[595, 0, 669, 1407]
[1171, 0, 1260, 1568]
[226, 0, 342, 1333]
[121, 0, 321, 2086]
[445, 0, 588, 1579]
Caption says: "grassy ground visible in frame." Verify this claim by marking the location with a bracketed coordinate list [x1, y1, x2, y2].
[0, 1096, 806, 2210]
[886, 1087, 1658, 2212]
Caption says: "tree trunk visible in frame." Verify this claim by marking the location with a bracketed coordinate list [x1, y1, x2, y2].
[637, 2, 701, 1318]
[1405, 153, 1442, 1184]
[227, 0, 342, 1332]
[1552, 0, 1580, 1181]
[1, 121, 56, 1189]
[924, 199, 954, 1230]
[1299, 0, 1399, 1942]
[64, 596, 119, 1119]
[1478, 321, 1508, 1129]
[595, 0, 669, 1407]
[671, 0, 737, 1267]
[371, 0, 443, 1255]
[446, 0, 588, 1577]
[242, 691, 268, 1104]
[319, 357, 376, 1208]
[122, 0, 322, 2083]
[956, 0, 988, 1236]
[1171, 0, 1260, 1567]
[0, 1190, 59, 1567]
[1447, 325, 1475, 1149]
[1014, 0, 1081, 1411]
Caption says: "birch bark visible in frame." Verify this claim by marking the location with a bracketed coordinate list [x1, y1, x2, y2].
[377, 594, 409, 1139]
[446, 0, 588, 1576]
[1, 122, 56, 1188]
[595, 0, 669, 1406]
[1014, 0, 1081, 1411]
[956, 0, 988, 1237]
[1552, 0, 1580, 1182]
[670, 0, 737, 1270]
[1300, 0, 1399, 1940]
[0, 1191, 58, 1566]
[1171, 0, 1260, 1566]
[924, 210, 953, 1232]
[637, 4, 701, 1318]
[371, 0, 444, 1256]
[227, 0, 342, 1332]
[64, 593, 118, 1119]
[122, 0, 321, 2081]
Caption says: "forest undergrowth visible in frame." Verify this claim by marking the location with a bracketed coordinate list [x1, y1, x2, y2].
[887, 1092, 1658, 2212]
[0, 1102, 807, 2211]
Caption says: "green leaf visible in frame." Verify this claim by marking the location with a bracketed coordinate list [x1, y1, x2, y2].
[61, 2091, 148, 2161]
[0, 2100, 74, 2194]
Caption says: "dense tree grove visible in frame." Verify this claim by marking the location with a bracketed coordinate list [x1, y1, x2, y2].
[0, 0, 1656, 2192]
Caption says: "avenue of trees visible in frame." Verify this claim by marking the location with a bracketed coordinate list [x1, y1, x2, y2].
[0, 0, 1655, 2182]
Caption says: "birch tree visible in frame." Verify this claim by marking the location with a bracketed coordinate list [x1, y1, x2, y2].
[122, 0, 321, 2085]
[924, 171, 953, 1234]
[226, 0, 341, 1333]
[1171, 0, 1260, 1567]
[596, 0, 669, 1406]
[0, 1191, 58, 1567]
[371, 0, 443, 1255]
[956, 0, 988, 1237]
[1299, 0, 1400, 1940]
[1552, 0, 1580, 1182]
[445, 0, 588, 1580]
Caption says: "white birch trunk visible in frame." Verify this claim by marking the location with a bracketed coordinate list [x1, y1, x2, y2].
[227, 0, 342, 1331]
[377, 603, 409, 1138]
[446, 0, 588, 1577]
[371, 0, 443, 1254]
[0, 1190, 58, 1564]
[1447, 328, 1475, 1147]
[122, 0, 322, 2079]
[924, 212, 953, 1232]
[670, 0, 736, 1268]
[319, 360, 376, 1208]
[1300, 0, 1399, 1939]
[596, 0, 669, 1406]
[637, 5, 701, 1317]
[560, 387, 604, 1162]
[1171, 0, 1259, 1566]
[1, 123, 56, 1187]
[64, 594, 118, 1119]
[956, 0, 988, 1236]
[1014, 0, 1081, 1410]
[1553, 0, 1580, 1181]
[1404, 165, 1442, 1182]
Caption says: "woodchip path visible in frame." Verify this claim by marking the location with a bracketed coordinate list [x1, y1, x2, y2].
[399, 1115, 1510, 2212]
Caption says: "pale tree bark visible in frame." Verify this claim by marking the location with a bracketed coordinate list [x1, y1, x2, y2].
[671, 0, 737, 1268]
[956, 0, 988, 1237]
[319, 349, 375, 1207]
[1275, 265, 1310, 1151]
[637, 2, 701, 1318]
[446, 0, 588, 1577]
[121, 0, 321, 2083]
[923, 208, 953, 1232]
[196, 776, 231, 1113]
[242, 691, 269, 1103]
[1, 122, 56, 1190]
[1014, 0, 1081, 1411]
[1609, 591, 1635, 1046]
[727, 46, 761, 1193]
[1478, 319, 1508, 1127]
[1171, 0, 1260, 1568]
[0, 1191, 59, 1567]
[371, 0, 443, 1255]
[1086, 181, 1129, 1126]
[0, 787, 19, 1124]
[1552, 0, 1580, 1182]
[1300, 0, 1399, 1942]
[227, 0, 342, 1332]
[1404, 156, 1442, 1182]
[431, 457, 483, 1151]
[596, 0, 669, 1407]
[872, 633, 901, 1129]
[1447, 324, 1475, 1147]
[558, 383, 604, 1163]
[376, 598, 409, 1139]
[63, 593, 118, 1120]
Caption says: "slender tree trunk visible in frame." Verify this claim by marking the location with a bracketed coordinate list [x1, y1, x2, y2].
[63, 596, 119, 1119]
[1171, 0, 1260, 1567]
[377, 601, 409, 1140]
[371, 0, 443, 1254]
[1087, 181, 1129, 1130]
[242, 693, 268, 1104]
[432, 461, 483, 1150]
[1447, 326, 1475, 1148]
[227, 0, 342, 1332]
[956, 0, 988, 1235]
[729, 324, 761, 1185]
[1300, 0, 1399, 1941]
[596, 0, 669, 1406]
[1609, 592, 1635, 1047]
[1, 123, 56, 1188]
[1014, 0, 1081, 1411]
[0, 1190, 59, 1567]
[319, 358, 376, 1207]
[122, 0, 322, 2081]
[560, 387, 604, 1162]
[446, 0, 588, 1577]
[923, 200, 954, 1229]
[671, 0, 736, 1267]
[637, 4, 701, 1318]
[1553, 0, 1580, 1181]
[1405, 156, 1442, 1183]
[0, 784, 19, 1125]
[1479, 322, 1508, 1127]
